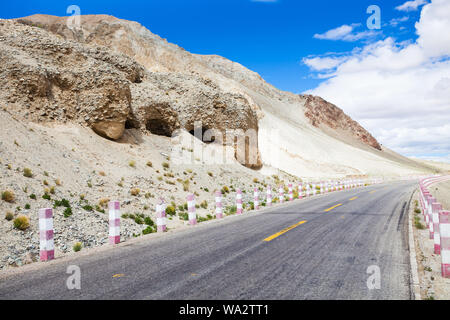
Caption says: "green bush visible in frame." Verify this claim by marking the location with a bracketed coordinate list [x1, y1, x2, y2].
[82, 205, 93, 212]
[13, 215, 30, 230]
[225, 205, 237, 215]
[144, 216, 155, 226]
[200, 200, 208, 209]
[24, 204, 31, 210]
[166, 205, 176, 216]
[63, 207, 73, 218]
[54, 198, 70, 208]
[179, 212, 189, 221]
[5, 211, 14, 221]
[29, 194, 37, 200]
[1, 190, 15, 203]
[134, 216, 144, 224]
[142, 226, 156, 235]
[73, 242, 82, 252]
[42, 193, 51, 201]
[23, 168, 33, 178]
[414, 216, 425, 229]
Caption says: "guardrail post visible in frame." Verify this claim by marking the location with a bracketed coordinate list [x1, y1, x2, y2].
[108, 201, 120, 244]
[156, 198, 167, 233]
[236, 189, 243, 214]
[39, 208, 54, 261]
[187, 194, 197, 225]
[439, 210, 450, 278]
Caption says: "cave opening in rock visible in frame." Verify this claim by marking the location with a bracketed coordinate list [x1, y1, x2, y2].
[188, 127, 216, 144]
[146, 119, 173, 137]
[125, 119, 139, 129]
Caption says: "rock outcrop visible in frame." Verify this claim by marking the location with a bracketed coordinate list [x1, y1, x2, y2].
[302, 94, 382, 150]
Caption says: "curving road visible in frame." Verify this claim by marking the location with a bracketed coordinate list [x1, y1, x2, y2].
[0, 181, 417, 300]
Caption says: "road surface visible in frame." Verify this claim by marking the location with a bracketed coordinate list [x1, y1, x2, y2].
[0, 181, 416, 300]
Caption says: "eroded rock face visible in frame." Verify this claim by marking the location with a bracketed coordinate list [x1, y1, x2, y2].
[0, 18, 262, 169]
[130, 73, 262, 168]
[0, 19, 143, 138]
[302, 94, 382, 150]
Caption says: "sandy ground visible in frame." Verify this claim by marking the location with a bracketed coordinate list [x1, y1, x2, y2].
[412, 183, 450, 299]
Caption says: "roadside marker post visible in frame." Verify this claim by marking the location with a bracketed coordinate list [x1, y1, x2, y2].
[215, 190, 223, 219]
[298, 183, 303, 199]
[279, 186, 284, 203]
[156, 198, 167, 233]
[432, 202, 442, 252]
[254, 188, 260, 210]
[267, 186, 272, 207]
[39, 208, 54, 261]
[288, 184, 293, 201]
[236, 189, 243, 214]
[108, 201, 120, 245]
[439, 210, 450, 278]
[187, 194, 197, 225]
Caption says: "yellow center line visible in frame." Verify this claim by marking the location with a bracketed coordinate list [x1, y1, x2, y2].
[263, 221, 307, 242]
[113, 274, 125, 278]
[324, 203, 343, 212]
[349, 196, 358, 201]
[369, 190, 377, 194]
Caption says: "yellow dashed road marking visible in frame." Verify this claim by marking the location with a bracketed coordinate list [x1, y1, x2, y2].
[349, 197, 358, 201]
[113, 274, 125, 278]
[324, 203, 343, 212]
[264, 221, 307, 242]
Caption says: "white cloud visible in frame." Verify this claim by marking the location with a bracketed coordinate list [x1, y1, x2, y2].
[396, 0, 428, 11]
[313, 24, 379, 42]
[389, 16, 409, 27]
[304, 0, 450, 163]
[302, 56, 348, 71]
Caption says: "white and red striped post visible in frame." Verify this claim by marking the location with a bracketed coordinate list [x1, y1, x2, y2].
[187, 194, 197, 225]
[215, 190, 223, 219]
[325, 181, 328, 193]
[279, 185, 284, 203]
[426, 196, 435, 229]
[312, 183, 316, 196]
[423, 193, 429, 223]
[108, 201, 120, 244]
[439, 210, 450, 278]
[236, 189, 243, 214]
[254, 188, 260, 210]
[306, 183, 310, 197]
[39, 208, 54, 261]
[432, 203, 442, 253]
[267, 186, 272, 206]
[298, 183, 303, 199]
[320, 182, 324, 194]
[156, 198, 167, 233]
[288, 184, 293, 201]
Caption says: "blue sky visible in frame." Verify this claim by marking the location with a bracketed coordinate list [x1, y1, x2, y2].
[1, 0, 422, 93]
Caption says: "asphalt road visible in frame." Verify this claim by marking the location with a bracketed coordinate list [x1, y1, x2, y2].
[0, 181, 417, 300]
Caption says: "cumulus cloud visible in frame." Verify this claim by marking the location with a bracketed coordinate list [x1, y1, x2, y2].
[396, 0, 428, 11]
[313, 24, 379, 42]
[304, 0, 450, 162]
